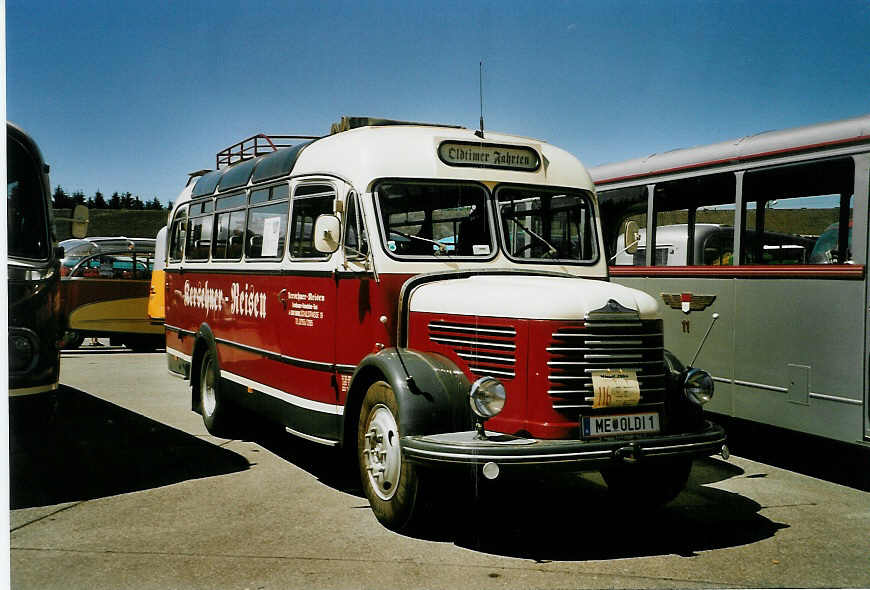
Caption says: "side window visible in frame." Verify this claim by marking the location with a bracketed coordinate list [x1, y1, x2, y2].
[343, 192, 368, 259]
[742, 158, 854, 265]
[246, 201, 288, 259]
[289, 184, 336, 259]
[168, 207, 188, 262]
[213, 192, 247, 260]
[186, 214, 213, 261]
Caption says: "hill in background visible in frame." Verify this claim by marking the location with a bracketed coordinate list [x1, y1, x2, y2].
[54, 209, 168, 241]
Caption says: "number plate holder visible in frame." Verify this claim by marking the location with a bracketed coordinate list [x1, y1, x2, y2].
[581, 412, 660, 439]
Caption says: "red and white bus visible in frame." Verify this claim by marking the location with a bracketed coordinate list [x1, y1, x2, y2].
[164, 118, 726, 530]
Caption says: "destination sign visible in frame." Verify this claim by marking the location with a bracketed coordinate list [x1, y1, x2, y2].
[438, 141, 540, 171]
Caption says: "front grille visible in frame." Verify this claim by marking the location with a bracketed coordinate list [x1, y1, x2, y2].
[547, 318, 666, 416]
[428, 321, 516, 379]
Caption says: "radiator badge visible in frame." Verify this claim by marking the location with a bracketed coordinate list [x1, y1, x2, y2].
[661, 293, 716, 314]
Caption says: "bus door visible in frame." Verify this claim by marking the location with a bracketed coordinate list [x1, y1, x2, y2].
[276, 182, 339, 440]
[334, 191, 380, 406]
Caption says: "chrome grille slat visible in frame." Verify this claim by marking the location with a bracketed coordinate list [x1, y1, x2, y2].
[429, 321, 517, 380]
[547, 319, 667, 416]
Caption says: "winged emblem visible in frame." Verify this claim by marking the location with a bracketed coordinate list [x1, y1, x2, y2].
[661, 293, 716, 314]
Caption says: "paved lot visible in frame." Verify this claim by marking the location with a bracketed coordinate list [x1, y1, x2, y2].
[9, 347, 870, 589]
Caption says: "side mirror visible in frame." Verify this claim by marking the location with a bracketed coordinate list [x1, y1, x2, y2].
[314, 214, 341, 254]
[623, 220, 640, 255]
[71, 204, 90, 239]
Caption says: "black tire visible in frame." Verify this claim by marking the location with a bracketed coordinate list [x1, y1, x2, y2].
[357, 380, 422, 531]
[199, 348, 233, 437]
[61, 331, 84, 349]
[601, 458, 692, 508]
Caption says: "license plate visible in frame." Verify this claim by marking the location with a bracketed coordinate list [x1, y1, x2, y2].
[581, 412, 660, 438]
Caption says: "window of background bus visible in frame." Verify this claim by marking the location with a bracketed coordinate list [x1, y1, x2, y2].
[213, 192, 246, 260]
[169, 207, 187, 262]
[740, 158, 854, 265]
[289, 184, 335, 259]
[185, 200, 214, 261]
[246, 184, 289, 259]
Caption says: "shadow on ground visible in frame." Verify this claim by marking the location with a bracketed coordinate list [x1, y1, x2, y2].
[244, 423, 787, 561]
[9, 387, 250, 509]
[718, 416, 870, 492]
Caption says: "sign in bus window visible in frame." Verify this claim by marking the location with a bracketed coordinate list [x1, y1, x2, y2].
[246, 202, 288, 259]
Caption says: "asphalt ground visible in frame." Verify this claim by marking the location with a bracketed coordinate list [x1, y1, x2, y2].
[8, 345, 870, 589]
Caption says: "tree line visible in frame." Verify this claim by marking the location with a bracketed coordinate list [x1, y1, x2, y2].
[52, 186, 166, 210]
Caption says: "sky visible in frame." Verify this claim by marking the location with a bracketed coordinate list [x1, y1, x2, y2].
[6, 0, 870, 209]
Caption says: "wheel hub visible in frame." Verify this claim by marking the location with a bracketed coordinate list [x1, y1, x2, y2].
[363, 404, 401, 500]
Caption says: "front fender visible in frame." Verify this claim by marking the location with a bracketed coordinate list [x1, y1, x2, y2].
[348, 348, 474, 439]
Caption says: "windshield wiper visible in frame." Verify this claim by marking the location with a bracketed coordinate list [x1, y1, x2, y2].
[389, 229, 450, 255]
[509, 217, 558, 258]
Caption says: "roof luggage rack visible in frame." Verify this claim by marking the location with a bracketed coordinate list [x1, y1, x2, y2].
[216, 133, 320, 168]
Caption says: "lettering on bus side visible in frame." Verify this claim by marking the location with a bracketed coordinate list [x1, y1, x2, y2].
[182, 280, 266, 319]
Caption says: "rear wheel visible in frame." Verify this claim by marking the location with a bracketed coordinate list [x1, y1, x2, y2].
[200, 349, 232, 437]
[602, 458, 692, 508]
[357, 381, 422, 531]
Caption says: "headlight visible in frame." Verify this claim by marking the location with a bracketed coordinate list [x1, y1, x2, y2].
[469, 376, 506, 419]
[684, 368, 714, 406]
[9, 329, 39, 374]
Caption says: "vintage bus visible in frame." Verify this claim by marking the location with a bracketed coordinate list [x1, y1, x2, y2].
[7, 122, 66, 396]
[591, 114, 870, 448]
[164, 118, 726, 530]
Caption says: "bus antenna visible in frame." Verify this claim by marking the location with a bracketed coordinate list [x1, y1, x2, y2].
[475, 61, 485, 139]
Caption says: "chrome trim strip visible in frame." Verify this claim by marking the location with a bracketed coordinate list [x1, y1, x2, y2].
[583, 322, 642, 328]
[808, 392, 863, 406]
[554, 332, 661, 338]
[733, 379, 788, 393]
[166, 346, 192, 363]
[222, 370, 343, 416]
[429, 322, 516, 336]
[215, 337, 334, 372]
[285, 426, 340, 446]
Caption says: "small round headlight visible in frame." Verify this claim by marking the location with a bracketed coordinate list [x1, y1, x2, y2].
[469, 376, 507, 419]
[684, 368, 714, 406]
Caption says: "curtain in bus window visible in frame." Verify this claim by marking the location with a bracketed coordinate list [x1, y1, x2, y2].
[289, 194, 334, 259]
[247, 202, 289, 259]
[7, 136, 49, 260]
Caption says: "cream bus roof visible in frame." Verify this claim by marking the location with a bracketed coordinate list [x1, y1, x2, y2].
[181, 122, 594, 206]
[590, 113, 870, 186]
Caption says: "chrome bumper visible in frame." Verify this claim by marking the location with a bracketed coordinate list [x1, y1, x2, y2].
[402, 421, 727, 470]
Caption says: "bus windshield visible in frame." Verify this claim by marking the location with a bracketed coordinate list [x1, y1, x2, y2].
[7, 134, 49, 260]
[375, 181, 493, 258]
[496, 187, 598, 263]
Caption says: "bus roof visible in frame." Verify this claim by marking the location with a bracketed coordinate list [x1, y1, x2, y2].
[590, 114, 870, 186]
[181, 121, 593, 206]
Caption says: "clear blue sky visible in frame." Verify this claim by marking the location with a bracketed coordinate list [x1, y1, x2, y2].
[7, 0, 870, 208]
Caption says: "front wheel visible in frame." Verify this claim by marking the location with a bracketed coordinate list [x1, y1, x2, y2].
[357, 381, 422, 531]
[601, 458, 692, 508]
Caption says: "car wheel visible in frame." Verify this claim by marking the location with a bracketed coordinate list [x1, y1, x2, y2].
[601, 458, 692, 508]
[357, 380, 422, 531]
[200, 348, 232, 437]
